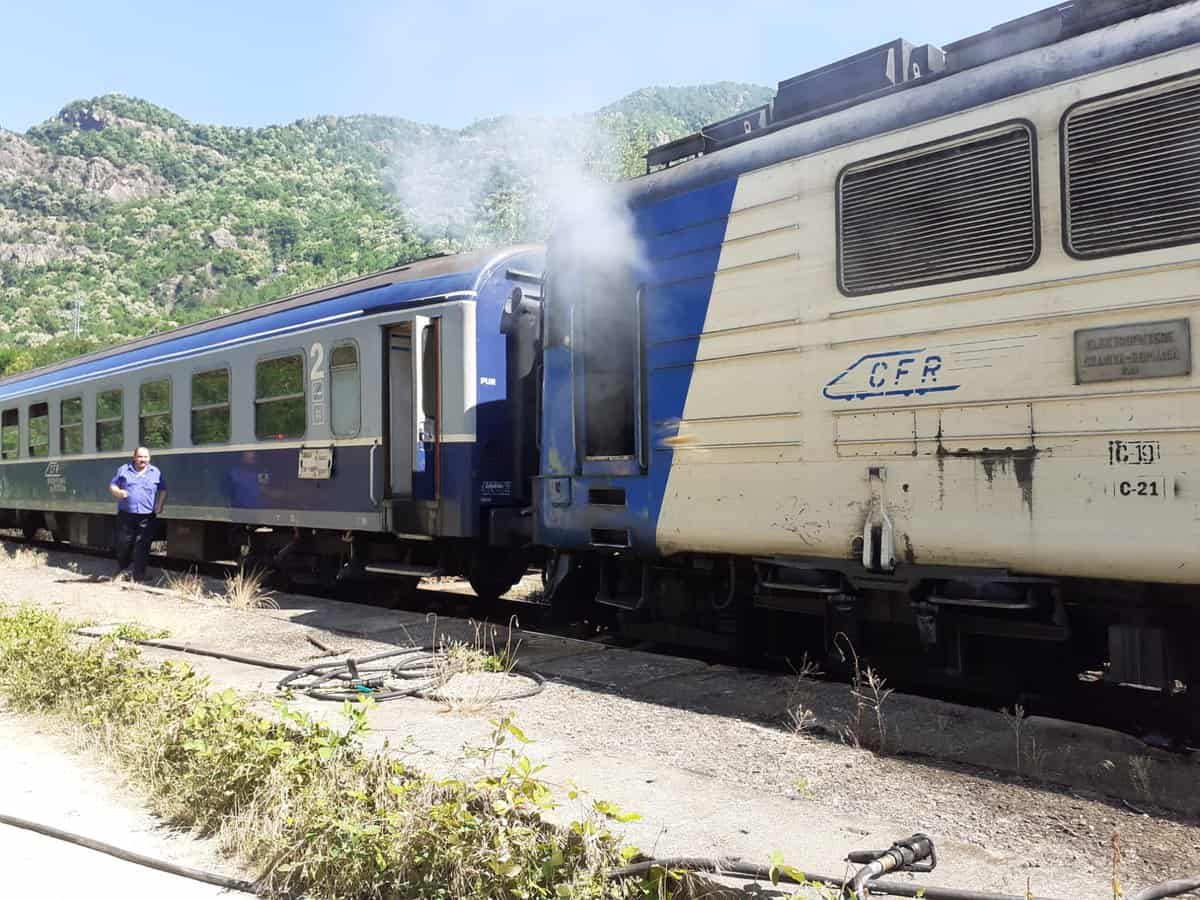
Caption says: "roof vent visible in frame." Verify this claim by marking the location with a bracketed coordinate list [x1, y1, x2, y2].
[774, 39, 942, 121]
[943, 0, 1190, 75]
[645, 39, 942, 171]
[645, 104, 771, 170]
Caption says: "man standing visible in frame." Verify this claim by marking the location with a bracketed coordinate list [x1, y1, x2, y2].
[109, 446, 167, 582]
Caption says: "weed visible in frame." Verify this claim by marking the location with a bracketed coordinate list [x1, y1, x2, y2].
[1002, 704, 1027, 776]
[223, 566, 276, 610]
[429, 618, 527, 711]
[1111, 831, 1123, 899]
[788, 703, 817, 735]
[857, 666, 893, 753]
[1, 545, 47, 568]
[785, 653, 823, 735]
[790, 652, 823, 681]
[0, 606, 658, 900]
[112, 622, 170, 641]
[162, 567, 209, 604]
[1024, 733, 1051, 778]
[792, 777, 816, 800]
[836, 634, 892, 753]
[1129, 755, 1153, 800]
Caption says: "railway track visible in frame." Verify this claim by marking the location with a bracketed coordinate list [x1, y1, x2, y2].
[6, 531, 1197, 754]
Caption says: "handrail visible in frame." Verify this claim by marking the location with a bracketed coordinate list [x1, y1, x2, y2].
[368, 441, 379, 506]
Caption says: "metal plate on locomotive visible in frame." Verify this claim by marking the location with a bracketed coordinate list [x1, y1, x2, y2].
[1074, 318, 1190, 384]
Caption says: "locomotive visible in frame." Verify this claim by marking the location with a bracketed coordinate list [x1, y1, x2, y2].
[1, 0, 1198, 724]
[536, 0, 1200, 719]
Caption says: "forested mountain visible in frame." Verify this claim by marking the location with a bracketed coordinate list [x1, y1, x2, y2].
[0, 83, 770, 375]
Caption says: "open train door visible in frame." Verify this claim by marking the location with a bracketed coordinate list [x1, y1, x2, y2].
[385, 316, 440, 502]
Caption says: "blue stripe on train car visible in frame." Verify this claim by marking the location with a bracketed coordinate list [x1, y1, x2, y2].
[535, 177, 738, 552]
[637, 180, 738, 549]
[0, 445, 378, 516]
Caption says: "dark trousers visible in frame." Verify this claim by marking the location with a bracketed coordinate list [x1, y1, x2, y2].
[115, 511, 155, 579]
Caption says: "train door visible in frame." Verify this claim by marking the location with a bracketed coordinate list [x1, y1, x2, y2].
[385, 317, 440, 500]
[387, 323, 414, 496]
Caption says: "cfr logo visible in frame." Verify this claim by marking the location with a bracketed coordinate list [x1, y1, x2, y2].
[823, 349, 961, 402]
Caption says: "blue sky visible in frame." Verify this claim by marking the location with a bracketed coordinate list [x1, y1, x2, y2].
[4, 1, 1052, 132]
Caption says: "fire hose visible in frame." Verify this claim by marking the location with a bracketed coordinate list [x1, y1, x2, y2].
[607, 833, 1200, 899]
[10, 818, 1200, 898]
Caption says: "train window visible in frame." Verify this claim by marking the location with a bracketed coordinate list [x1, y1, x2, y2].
[60, 397, 83, 455]
[420, 324, 437, 423]
[28, 403, 49, 458]
[582, 270, 639, 459]
[191, 368, 230, 445]
[96, 389, 123, 452]
[1063, 73, 1200, 258]
[837, 122, 1038, 295]
[139, 379, 172, 449]
[330, 344, 360, 437]
[255, 353, 305, 440]
[1, 409, 18, 460]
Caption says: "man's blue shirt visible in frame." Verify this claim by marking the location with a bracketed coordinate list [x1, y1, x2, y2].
[111, 463, 166, 515]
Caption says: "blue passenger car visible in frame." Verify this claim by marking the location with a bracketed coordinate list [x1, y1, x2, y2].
[0, 246, 544, 598]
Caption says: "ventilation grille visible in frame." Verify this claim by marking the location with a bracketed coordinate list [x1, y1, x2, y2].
[590, 528, 630, 548]
[587, 487, 626, 506]
[1065, 75, 1200, 258]
[839, 124, 1037, 295]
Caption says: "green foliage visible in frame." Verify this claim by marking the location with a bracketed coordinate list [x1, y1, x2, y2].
[0, 606, 664, 899]
[111, 622, 170, 641]
[0, 84, 770, 377]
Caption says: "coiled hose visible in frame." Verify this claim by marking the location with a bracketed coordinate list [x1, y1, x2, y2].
[606, 856, 1063, 899]
[107, 635, 545, 703]
[608, 856, 1200, 899]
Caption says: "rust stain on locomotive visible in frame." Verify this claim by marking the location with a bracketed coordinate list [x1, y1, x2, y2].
[935, 439, 1040, 517]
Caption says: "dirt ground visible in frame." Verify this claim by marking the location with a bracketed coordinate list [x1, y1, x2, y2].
[1, 540, 1198, 898]
[0, 711, 254, 899]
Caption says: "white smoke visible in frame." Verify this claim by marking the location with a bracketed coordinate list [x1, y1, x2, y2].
[386, 112, 642, 269]
[388, 110, 649, 454]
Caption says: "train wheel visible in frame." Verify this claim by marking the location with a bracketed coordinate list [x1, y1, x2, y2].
[467, 551, 527, 607]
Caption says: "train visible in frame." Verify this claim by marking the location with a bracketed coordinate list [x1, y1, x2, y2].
[1, 0, 1198, 726]
[0, 247, 546, 601]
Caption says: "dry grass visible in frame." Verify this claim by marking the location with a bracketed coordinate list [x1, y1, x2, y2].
[1129, 755, 1153, 800]
[223, 566, 277, 610]
[787, 702, 817, 735]
[0, 608, 642, 900]
[427, 617, 526, 712]
[1002, 703, 1028, 775]
[833, 634, 893, 753]
[786, 652, 823, 735]
[1, 545, 48, 569]
[162, 567, 210, 604]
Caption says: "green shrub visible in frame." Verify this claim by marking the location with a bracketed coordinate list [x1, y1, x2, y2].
[0, 606, 666, 900]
